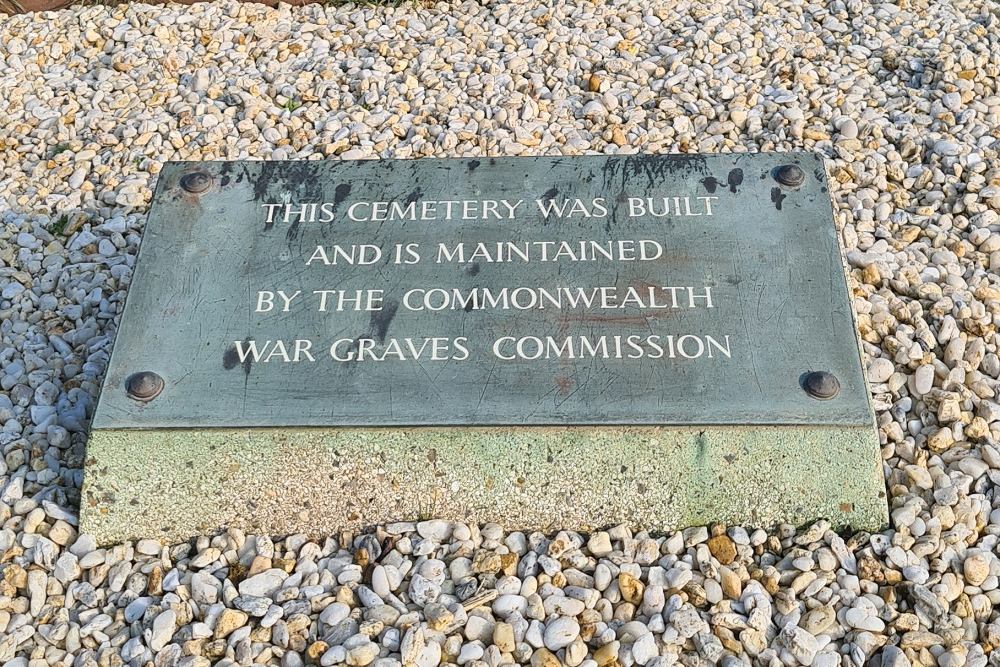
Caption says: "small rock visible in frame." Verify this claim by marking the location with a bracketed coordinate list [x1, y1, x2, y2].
[214, 609, 249, 639]
[964, 552, 991, 586]
[149, 609, 176, 651]
[543, 617, 580, 651]
[707, 535, 737, 565]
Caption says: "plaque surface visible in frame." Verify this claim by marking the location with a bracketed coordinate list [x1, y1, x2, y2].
[82, 153, 887, 543]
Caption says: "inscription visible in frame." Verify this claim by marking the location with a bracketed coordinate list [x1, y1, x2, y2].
[94, 153, 871, 428]
[250, 188, 729, 366]
[261, 195, 718, 224]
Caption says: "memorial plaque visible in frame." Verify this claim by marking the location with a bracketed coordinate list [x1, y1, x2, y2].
[82, 153, 887, 544]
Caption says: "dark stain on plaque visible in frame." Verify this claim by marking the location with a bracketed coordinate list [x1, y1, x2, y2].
[771, 187, 786, 211]
[727, 168, 743, 193]
[339, 339, 362, 368]
[252, 173, 270, 203]
[286, 217, 302, 243]
[334, 183, 351, 206]
[222, 345, 239, 370]
[223, 340, 253, 376]
[283, 163, 325, 245]
[622, 153, 709, 186]
[467, 160, 480, 172]
[231, 164, 251, 190]
[702, 168, 743, 194]
[368, 299, 400, 343]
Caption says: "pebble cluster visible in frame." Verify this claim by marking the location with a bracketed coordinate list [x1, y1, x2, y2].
[1, 0, 1000, 665]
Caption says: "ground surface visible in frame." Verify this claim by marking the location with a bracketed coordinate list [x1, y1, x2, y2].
[2, 0, 326, 19]
[1, 0, 1000, 665]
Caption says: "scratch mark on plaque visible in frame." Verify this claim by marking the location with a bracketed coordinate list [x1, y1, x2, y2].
[761, 241, 790, 323]
[733, 247, 763, 395]
[412, 359, 443, 398]
[762, 294, 789, 325]
[828, 245, 836, 333]
[564, 313, 654, 326]
[476, 357, 499, 414]
[244, 274, 252, 412]
[557, 372, 586, 406]
[532, 381, 559, 408]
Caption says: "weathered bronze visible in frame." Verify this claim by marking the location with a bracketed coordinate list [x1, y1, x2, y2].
[802, 370, 841, 400]
[179, 171, 212, 194]
[775, 164, 806, 188]
[125, 371, 164, 402]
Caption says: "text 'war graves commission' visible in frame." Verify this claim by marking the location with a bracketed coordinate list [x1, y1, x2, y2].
[82, 153, 887, 543]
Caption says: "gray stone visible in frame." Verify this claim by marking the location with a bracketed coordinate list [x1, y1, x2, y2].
[149, 609, 177, 652]
[238, 569, 287, 597]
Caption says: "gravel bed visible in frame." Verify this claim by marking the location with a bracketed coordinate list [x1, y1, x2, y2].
[1, 0, 1000, 665]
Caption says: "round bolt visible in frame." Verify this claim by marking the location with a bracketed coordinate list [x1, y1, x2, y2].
[126, 371, 164, 402]
[802, 371, 840, 400]
[775, 164, 805, 188]
[179, 172, 212, 194]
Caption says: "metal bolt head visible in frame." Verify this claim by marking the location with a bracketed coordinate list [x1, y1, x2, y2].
[126, 371, 164, 402]
[179, 172, 212, 194]
[802, 371, 840, 400]
[775, 164, 805, 188]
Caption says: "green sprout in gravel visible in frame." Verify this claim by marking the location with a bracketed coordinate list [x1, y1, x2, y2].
[47, 214, 69, 235]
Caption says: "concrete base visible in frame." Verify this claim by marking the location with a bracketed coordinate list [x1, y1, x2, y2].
[80, 425, 887, 545]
